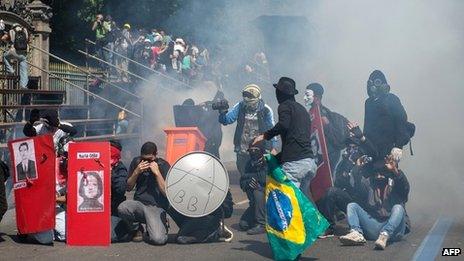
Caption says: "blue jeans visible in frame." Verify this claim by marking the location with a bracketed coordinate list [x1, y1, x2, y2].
[282, 157, 317, 196]
[347, 202, 406, 241]
[3, 49, 29, 88]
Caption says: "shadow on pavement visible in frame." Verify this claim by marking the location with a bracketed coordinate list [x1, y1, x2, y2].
[233, 239, 273, 259]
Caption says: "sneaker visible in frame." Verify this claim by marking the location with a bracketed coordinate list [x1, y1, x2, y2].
[339, 230, 366, 246]
[218, 223, 234, 243]
[374, 231, 389, 250]
[318, 227, 335, 239]
[247, 224, 266, 235]
[132, 225, 144, 242]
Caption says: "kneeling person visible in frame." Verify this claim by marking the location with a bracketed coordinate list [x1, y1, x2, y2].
[118, 142, 170, 245]
[339, 156, 410, 250]
[238, 144, 267, 235]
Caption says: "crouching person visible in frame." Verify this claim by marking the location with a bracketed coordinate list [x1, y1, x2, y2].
[339, 155, 410, 250]
[109, 140, 131, 242]
[118, 142, 170, 245]
[174, 190, 234, 244]
[238, 144, 266, 235]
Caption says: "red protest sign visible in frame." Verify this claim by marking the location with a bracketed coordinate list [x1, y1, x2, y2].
[8, 135, 56, 234]
[309, 99, 333, 202]
[66, 142, 111, 246]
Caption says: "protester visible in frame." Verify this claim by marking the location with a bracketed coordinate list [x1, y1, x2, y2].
[150, 40, 168, 70]
[115, 23, 132, 82]
[0, 160, 9, 223]
[339, 155, 410, 250]
[305, 83, 349, 173]
[117, 142, 170, 245]
[102, 15, 117, 66]
[109, 140, 131, 242]
[23, 109, 77, 151]
[317, 139, 370, 238]
[174, 190, 234, 244]
[92, 14, 107, 65]
[363, 70, 415, 160]
[253, 77, 316, 197]
[2, 23, 29, 89]
[218, 84, 277, 177]
[238, 144, 267, 234]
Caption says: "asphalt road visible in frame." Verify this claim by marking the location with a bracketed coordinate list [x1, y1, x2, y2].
[0, 164, 462, 261]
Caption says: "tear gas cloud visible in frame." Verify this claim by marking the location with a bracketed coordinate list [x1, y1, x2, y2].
[137, 0, 464, 219]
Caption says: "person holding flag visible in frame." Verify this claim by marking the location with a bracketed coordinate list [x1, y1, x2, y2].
[253, 77, 328, 260]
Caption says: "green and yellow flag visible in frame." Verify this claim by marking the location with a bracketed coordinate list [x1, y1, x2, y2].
[265, 155, 329, 261]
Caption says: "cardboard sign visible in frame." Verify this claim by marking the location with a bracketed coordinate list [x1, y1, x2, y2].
[309, 99, 333, 202]
[8, 135, 56, 234]
[67, 142, 111, 246]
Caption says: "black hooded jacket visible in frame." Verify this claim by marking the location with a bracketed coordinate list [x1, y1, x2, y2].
[364, 93, 408, 158]
[264, 93, 313, 162]
[111, 161, 128, 216]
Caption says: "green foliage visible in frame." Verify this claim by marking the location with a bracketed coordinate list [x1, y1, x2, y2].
[77, 0, 105, 23]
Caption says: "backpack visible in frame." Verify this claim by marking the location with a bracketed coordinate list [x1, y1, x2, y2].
[14, 29, 28, 51]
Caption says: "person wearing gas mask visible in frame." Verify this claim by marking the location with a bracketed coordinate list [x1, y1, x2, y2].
[238, 144, 267, 234]
[339, 154, 410, 250]
[218, 84, 277, 177]
[253, 77, 316, 198]
[304, 83, 349, 173]
[363, 70, 415, 162]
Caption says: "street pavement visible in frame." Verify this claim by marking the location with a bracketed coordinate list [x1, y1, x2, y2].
[0, 163, 462, 261]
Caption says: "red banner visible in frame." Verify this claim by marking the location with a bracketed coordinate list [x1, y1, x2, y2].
[66, 142, 111, 246]
[8, 135, 56, 234]
[309, 99, 333, 202]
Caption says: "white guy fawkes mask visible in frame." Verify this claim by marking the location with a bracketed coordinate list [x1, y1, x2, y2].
[304, 89, 314, 108]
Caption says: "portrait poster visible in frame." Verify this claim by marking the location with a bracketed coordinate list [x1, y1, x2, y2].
[8, 135, 56, 234]
[308, 99, 333, 202]
[67, 142, 111, 246]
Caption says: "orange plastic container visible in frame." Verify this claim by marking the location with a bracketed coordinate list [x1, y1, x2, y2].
[164, 127, 207, 165]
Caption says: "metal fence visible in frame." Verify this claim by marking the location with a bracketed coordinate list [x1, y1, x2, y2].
[49, 62, 101, 105]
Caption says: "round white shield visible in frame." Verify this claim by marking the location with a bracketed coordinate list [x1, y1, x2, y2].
[165, 151, 229, 217]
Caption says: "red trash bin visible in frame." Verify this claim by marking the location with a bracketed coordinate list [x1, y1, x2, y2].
[164, 127, 207, 165]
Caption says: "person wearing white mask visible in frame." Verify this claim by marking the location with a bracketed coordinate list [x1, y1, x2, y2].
[305, 83, 350, 174]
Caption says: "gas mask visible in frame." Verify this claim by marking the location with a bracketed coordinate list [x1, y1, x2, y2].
[304, 89, 314, 108]
[242, 91, 260, 111]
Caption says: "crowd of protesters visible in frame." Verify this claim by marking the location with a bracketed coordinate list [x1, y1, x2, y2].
[91, 14, 210, 85]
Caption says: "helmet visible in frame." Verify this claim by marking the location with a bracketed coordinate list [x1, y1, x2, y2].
[123, 23, 131, 29]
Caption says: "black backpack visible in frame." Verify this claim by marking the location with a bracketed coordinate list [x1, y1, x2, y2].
[14, 29, 28, 51]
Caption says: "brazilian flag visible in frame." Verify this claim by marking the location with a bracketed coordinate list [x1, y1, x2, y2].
[265, 155, 329, 261]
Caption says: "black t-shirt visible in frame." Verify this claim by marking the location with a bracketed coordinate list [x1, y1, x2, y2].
[128, 156, 171, 207]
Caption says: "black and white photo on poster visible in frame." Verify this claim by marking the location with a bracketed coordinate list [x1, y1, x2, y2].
[310, 131, 324, 167]
[12, 139, 38, 182]
[77, 170, 104, 212]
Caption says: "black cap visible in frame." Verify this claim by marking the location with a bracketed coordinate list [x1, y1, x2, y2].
[306, 83, 324, 98]
[273, 77, 298, 95]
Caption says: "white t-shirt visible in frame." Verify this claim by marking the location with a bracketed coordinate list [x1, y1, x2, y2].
[34, 121, 73, 151]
